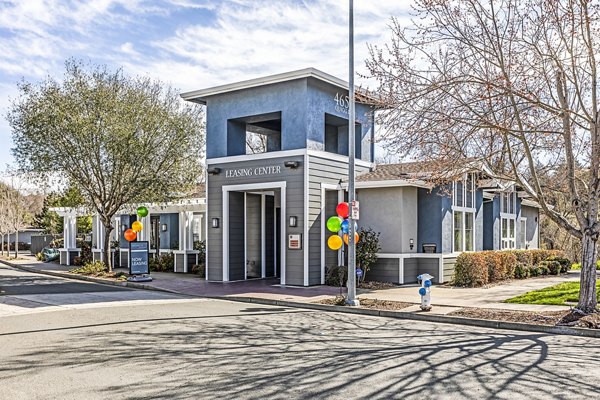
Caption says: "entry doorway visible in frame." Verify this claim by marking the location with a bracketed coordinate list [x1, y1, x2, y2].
[223, 182, 287, 284]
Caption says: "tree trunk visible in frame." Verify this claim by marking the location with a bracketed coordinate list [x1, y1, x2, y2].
[102, 221, 114, 273]
[1, 234, 4, 256]
[14, 231, 18, 258]
[577, 232, 598, 314]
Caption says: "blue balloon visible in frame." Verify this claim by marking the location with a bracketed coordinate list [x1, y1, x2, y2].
[341, 220, 357, 234]
[419, 287, 427, 296]
[424, 279, 432, 288]
[341, 220, 349, 234]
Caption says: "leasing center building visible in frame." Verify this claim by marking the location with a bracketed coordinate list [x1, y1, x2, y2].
[181, 68, 541, 287]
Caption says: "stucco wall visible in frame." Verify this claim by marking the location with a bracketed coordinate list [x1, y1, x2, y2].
[356, 186, 417, 253]
[521, 205, 540, 249]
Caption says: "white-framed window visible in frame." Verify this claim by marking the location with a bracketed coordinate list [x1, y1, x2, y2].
[453, 173, 476, 252]
[520, 217, 527, 249]
[500, 191, 517, 249]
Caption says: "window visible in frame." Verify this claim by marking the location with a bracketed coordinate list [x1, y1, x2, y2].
[500, 191, 517, 250]
[453, 173, 476, 252]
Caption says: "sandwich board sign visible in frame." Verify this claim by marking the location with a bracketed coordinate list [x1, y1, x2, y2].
[129, 241, 150, 276]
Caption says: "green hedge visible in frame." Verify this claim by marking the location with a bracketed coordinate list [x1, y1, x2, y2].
[454, 250, 569, 287]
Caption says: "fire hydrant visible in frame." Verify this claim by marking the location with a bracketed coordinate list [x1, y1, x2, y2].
[417, 273, 434, 311]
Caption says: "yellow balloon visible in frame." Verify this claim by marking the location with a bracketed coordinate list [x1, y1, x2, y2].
[328, 235, 343, 250]
[132, 220, 143, 233]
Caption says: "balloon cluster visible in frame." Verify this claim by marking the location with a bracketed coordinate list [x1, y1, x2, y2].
[124, 206, 148, 242]
[326, 202, 358, 250]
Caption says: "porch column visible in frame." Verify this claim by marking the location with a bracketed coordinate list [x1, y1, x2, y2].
[138, 212, 151, 242]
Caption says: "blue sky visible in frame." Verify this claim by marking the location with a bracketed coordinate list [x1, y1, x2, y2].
[0, 0, 412, 172]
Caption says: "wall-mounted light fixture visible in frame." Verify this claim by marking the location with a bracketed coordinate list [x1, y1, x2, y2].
[161, 224, 168, 232]
[212, 218, 220, 228]
[284, 161, 300, 169]
[409, 238, 414, 250]
[289, 216, 297, 227]
[207, 167, 221, 175]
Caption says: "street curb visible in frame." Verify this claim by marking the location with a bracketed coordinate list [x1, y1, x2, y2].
[216, 296, 600, 339]
[2, 259, 599, 339]
[0, 259, 183, 296]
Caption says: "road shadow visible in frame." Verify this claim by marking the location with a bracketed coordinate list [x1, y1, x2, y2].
[1, 309, 598, 399]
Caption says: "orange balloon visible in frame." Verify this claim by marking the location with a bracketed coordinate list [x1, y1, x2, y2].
[124, 229, 137, 242]
[343, 232, 359, 245]
[132, 221, 143, 232]
[328, 235, 343, 250]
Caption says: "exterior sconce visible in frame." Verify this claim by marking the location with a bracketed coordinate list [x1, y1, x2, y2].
[212, 218, 220, 228]
[161, 224, 168, 232]
[289, 216, 297, 227]
[284, 161, 300, 169]
[409, 238, 414, 250]
[207, 167, 221, 175]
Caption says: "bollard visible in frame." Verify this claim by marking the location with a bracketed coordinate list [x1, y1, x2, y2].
[417, 273, 434, 311]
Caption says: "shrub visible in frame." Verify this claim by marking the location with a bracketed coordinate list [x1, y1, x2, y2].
[571, 261, 600, 270]
[356, 227, 381, 282]
[539, 260, 561, 275]
[514, 263, 530, 279]
[149, 253, 174, 272]
[538, 265, 550, 275]
[191, 263, 205, 278]
[454, 252, 488, 286]
[193, 240, 206, 265]
[70, 261, 107, 276]
[325, 265, 347, 287]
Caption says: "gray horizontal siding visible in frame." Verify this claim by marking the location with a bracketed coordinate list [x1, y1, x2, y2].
[443, 256, 457, 283]
[366, 258, 400, 283]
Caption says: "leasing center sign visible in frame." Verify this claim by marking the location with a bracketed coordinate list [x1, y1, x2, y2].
[225, 165, 282, 178]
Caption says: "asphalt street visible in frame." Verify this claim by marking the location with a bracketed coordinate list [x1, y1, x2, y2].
[1, 264, 599, 400]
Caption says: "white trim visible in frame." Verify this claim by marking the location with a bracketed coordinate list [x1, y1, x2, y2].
[244, 192, 247, 280]
[207, 148, 306, 165]
[303, 152, 310, 286]
[398, 257, 404, 285]
[222, 189, 229, 281]
[181, 67, 355, 103]
[320, 183, 338, 285]
[349, 180, 431, 190]
[205, 181, 209, 280]
[261, 194, 266, 278]
[222, 181, 287, 285]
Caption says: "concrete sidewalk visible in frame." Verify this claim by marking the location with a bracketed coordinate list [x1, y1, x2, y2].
[2, 255, 581, 313]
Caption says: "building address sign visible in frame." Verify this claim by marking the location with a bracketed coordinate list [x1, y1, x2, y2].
[225, 165, 282, 178]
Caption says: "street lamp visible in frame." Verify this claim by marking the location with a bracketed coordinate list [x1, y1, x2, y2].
[346, 0, 359, 307]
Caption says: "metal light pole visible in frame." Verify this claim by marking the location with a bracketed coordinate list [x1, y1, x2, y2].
[346, 0, 359, 306]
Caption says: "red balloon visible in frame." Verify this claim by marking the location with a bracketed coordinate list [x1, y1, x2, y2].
[336, 202, 349, 218]
[124, 229, 137, 242]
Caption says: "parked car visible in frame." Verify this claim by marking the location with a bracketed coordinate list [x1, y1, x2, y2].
[41, 247, 60, 262]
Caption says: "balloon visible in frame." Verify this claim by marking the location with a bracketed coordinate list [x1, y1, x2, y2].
[341, 220, 357, 234]
[136, 206, 148, 218]
[132, 221, 143, 233]
[124, 229, 137, 242]
[336, 202, 349, 218]
[343, 232, 359, 245]
[327, 235, 343, 250]
[326, 216, 343, 233]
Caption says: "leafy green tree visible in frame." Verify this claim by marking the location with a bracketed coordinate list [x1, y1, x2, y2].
[8, 60, 205, 271]
[34, 186, 92, 234]
[356, 227, 381, 283]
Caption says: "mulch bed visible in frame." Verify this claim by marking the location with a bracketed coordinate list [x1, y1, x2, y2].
[316, 296, 413, 310]
[449, 307, 600, 329]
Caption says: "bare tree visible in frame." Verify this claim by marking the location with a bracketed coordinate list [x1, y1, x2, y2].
[0, 182, 28, 258]
[367, 0, 600, 314]
[0, 185, 9, 257]
[8, 60, 205, 271]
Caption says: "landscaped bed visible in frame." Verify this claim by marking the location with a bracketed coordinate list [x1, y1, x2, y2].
[316, 296, 413, 311]
[505, 280, 600, 306]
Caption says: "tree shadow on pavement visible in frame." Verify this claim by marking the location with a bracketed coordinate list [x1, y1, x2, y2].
[1, 310, 598, 400]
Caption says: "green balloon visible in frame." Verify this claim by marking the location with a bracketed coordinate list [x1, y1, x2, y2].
[136, 206, 149, 218]
[326, 216, 343, 233]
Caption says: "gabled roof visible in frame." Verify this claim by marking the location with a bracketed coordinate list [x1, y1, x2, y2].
[180, 67, 378, 105]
